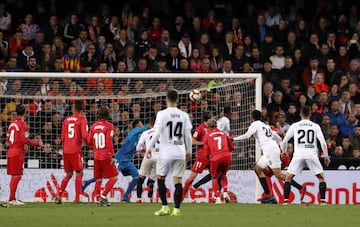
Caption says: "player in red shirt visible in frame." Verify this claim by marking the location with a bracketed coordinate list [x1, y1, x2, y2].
[183, 112, 213, 200]
[203, 119, 234, 204]
[87, 106, 118, 206]
[55, 100, 88, 204]
[6, 105, 43, 205]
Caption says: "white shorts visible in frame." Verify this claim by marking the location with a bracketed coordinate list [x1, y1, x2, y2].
[287, 157, 324, 176]
[139, 158, 157, 179]
[257, 143, 281, 169]
[156, 159, 186, 178]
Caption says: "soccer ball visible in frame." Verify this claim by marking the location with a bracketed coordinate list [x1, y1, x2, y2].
[189, 89, 201, 101]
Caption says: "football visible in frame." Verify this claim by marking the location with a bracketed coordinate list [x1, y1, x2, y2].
[189, 89, 201, 101]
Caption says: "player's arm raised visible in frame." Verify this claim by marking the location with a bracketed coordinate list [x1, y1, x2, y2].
[136, 132, 146, 154]
[315, 125, 331, 167]
[146, 113, 162, 157]
[233, 124, 256, 141]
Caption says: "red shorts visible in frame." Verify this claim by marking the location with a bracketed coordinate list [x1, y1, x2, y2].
[63, 153, 84, 173]
[191, 157, 209, 173]
[94, 158, 118, 179]
[7, 154, 25, 175]
[209, 155, 231, 177]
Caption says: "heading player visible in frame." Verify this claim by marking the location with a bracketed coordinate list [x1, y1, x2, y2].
[203, 119, 234, 204]
[146, 90, 192, 217]
[281, 106, 331, 205]
[6, 105, 43, 205]
[87, 106, 118, 206]
[135, 116, 158, 203]
[217, 106, 231, 135]
[55, 100, 88, 204]
[183, 112, 213, 201]
[233, 110, 304, 202]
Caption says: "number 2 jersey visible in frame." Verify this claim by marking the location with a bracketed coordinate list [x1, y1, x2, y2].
[7, 117, 40, 157]
[88, 120, 114, 160]
[61, 113, 89, 154]
[148, 107, 192, 160]
[282, 119, 329, 159]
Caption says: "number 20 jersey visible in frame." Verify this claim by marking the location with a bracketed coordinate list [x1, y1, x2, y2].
[61, 113, 89, 154]
[152, 107, 192, 160]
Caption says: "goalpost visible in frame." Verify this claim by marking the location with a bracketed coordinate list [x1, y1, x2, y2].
[0, 72, 262, 203]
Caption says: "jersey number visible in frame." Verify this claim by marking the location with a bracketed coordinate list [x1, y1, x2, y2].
[68, 123, 75, 138]
[214, 136, 222, 150]
[8, 129, 15, 144]
[262, 127, 272, 137]
[298, 129, 315, 144]
[93, 132, 106, 149]
[166, 121, 183, 139]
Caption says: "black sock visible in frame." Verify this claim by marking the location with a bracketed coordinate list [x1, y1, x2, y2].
[147, 179, 155, 198]
[259, 177, 270, 194]
[136, 177, 145, 198]
[319, 182, 327, 201]
[284, 181, 291, 200]
[291, 180, 302, 190]
[193, 174, 212, 189]
[174, 183, 182, 209]
[157, 179, 167, 206]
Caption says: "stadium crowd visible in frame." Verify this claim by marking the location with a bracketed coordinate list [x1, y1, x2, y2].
[0, 0, 360, 168]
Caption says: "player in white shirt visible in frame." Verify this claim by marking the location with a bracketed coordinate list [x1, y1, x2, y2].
[281, 106, 330, 205]
[146, 90, 192, 217]
[217, 106, 231, 135]
[135, 116, 159, 203]
[234, 110, 304, 202]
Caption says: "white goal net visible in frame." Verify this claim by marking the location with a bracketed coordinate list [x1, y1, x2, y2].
[0, 72, 261, 171]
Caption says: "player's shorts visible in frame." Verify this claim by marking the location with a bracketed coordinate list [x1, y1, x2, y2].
[263, 153, 291, 177]
[139, 158, 157, 179]
[7, 154, 25, 175]
[63, 153, 84, 173]
[191, 157, 209, 173]
[287, 157, 324, 176]
[156, 159, 186, 177]
[94, 158, 118, 179]
[116, 160, 139, 177]
[209, 155, 231, 178]
[257, 143, 281, 169]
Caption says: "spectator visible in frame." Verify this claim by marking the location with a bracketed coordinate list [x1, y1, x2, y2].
[302, 57, 325, 90]
[272, 18, 289, 44]
[349, 82, 360, 103]
[147, 17, 162, 44]
[23, 56, 41, 72]
[219, 58, 233, 74]
[87, 16, 101, 43]
[339, 90, 354, 116]
[350, 126, 360, 149]
[268, 90, 287, 113]
[339, 112, 359, 136]
[87, 62, 113, 90]
[190, 47, 201, 72]
[332, 146, 344, 158]
[16, 44, 36, 69]
[302, 33, 320, 59]
[30, 31, 45, 57]
[103, 43, 117, 73]
[170, 15, 186, 43]
[260, 32, 275, 60]
[71, 29, 92, 56]
[166, 45, 181, 71]
[196, 33, 213, 58]
[231, 44, 248, 72]
[0, 3, 11, 33]
[9, 30, 27, 57]
[0, 31, 9, 63]
[278, 111, 289, 136]
[190, 16, 205, 44]
[280, 56, 302, 92]
[145, 46, 158, 70]
[135, 30, 151, 58]
[318, 91, 330, 113]
[341, 136, 353, 157]
[1, 93, 21, 121]
[153, 55, 169, 72]
[80, 43, 100, 73]
[269, 45, 285, 70]
[250, 14, 270, 44]
[325, 56, 343, 86]
[329, 84, 341, 101]
[127, 15, 143, 44]
[114, 29, 131, 57]
[118, 43, 137, 72]
[177, 32, 192, 59]
[310, 101, 323, 124]
[211, 21, 225, 47]
[17, 14, 39, 41]
[352, 147, 360, 159]
[283, 31, 299, 57]
[41, 15, 64, 43]
[156, 29, 176, 57]
[63, 13, 85, 43]
[326, 99, 346, 126]
[313, 73, 330, 94]
[210, 47, 223, 72]
[285, 103, 300, 125]
[134, 57, 148, 72]
[177, 58, 193, 72]
[264, 4, 281, 27]
[51, 36, 67, 57]
[39, 43, 56, 71]
[347, 58, 360, 83]
[336, 45, 350, 73]
[62, 45, 81, 72]
[316, 43, 333, 69]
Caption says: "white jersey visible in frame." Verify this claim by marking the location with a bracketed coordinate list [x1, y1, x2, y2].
[148, 107, 192, 160]
[136, 128, 159, 160]
[233, 120, 281, 149]
[282, 119, 329, 159]
[217, 116, 230, 135]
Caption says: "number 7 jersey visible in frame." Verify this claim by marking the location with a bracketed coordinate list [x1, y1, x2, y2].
[61, 113, 89, 154]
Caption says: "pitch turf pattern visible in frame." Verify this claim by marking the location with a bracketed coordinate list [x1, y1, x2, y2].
[0, 203, 358, 227]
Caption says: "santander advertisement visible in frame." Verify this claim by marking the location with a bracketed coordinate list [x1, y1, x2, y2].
[0, 170, 359, 204]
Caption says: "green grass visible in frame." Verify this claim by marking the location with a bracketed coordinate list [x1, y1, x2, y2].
[0, 203, 359, 227]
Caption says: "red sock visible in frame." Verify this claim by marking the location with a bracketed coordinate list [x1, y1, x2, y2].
[212, 178, 220, 197]
[75, 175, 82, 202]
[102, 177, 117, 197]
[220, 175, 228, 193]
[183, 179, 193, 195]
[9, 176, 21, 201]
[94, 179, 102, 200]
[265, 176, 273, 195]
[57, 176, 70, 198]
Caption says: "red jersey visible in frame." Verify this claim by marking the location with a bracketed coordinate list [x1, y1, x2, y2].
[61, 113, 88, 154]
[203, 128, 234, 161]
[193, 122, 208, 159]
[88, 120, 115, 160]
[7, 117, 39, 157]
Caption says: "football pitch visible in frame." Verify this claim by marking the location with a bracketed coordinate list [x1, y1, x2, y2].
[0, 203, 358, 227]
